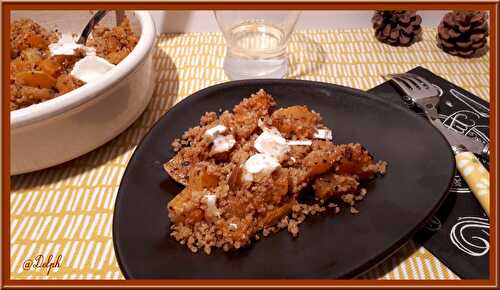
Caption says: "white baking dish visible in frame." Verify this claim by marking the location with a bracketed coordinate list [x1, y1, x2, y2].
[10, 10, 156, 175]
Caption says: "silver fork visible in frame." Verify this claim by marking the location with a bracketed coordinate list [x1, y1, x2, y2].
[76, 10, 109, 45]
[389, 74, 441, 119]
[387, 73, 488, 156]
[386, 72, 490, 216]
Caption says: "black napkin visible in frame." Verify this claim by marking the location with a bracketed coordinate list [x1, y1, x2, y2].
[367, 66, 490, 279]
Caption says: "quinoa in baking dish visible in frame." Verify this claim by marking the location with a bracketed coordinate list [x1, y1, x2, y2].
[10, 17, 138, 111]
[164, 89, 387, 254]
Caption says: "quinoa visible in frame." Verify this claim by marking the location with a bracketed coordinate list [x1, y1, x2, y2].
[164, 90, 387, 254]
[86, 17, 139, 64]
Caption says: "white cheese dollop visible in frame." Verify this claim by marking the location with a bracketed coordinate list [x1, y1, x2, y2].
[205, 194, 221, 219]
[205, 125, 227, 139]
[254, 128, 289, 160]
[212, 135, 236, 154]
[243, 153, 281, 182]
[70, 55, 115, 83]
[204, 125, 236, 154]
[49, 34, 96, 56]
[287, 140, 313, 146]
[314, 128, 333, 140]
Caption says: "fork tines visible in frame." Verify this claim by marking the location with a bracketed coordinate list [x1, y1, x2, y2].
[385, 73, 439, 97]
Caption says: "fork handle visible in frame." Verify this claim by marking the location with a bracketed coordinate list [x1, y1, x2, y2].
[455, 151, 490, 216]
[76, 10, 109, 44]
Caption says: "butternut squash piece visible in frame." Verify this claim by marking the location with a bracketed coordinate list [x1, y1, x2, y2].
[167, 188, 204, 224]
[39, 58, 61, 77]
[271, 105, 321, 138]
[259, 200, 298, 228]
[187, 163, 219, 190]
[267, 168, 289, 202]
[313, 173, 359, 200]
[303, 150, 335, 177]
[335, 143, 378, 180]
[15, 71, 56, 89]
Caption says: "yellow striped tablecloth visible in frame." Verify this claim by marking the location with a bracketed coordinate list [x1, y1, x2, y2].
[10, 27, 489, 280]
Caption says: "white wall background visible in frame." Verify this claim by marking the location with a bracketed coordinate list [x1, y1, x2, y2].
[151, 11, 449, 33]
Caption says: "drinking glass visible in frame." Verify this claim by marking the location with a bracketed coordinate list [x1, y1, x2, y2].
[214, 11, 301, 80]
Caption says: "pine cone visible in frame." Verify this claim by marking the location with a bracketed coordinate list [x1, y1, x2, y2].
[437, 11, 489, 58]
[372, 10, 422, 46]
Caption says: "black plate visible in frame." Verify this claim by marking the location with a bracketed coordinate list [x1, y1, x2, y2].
[113, 79, 455, 279]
